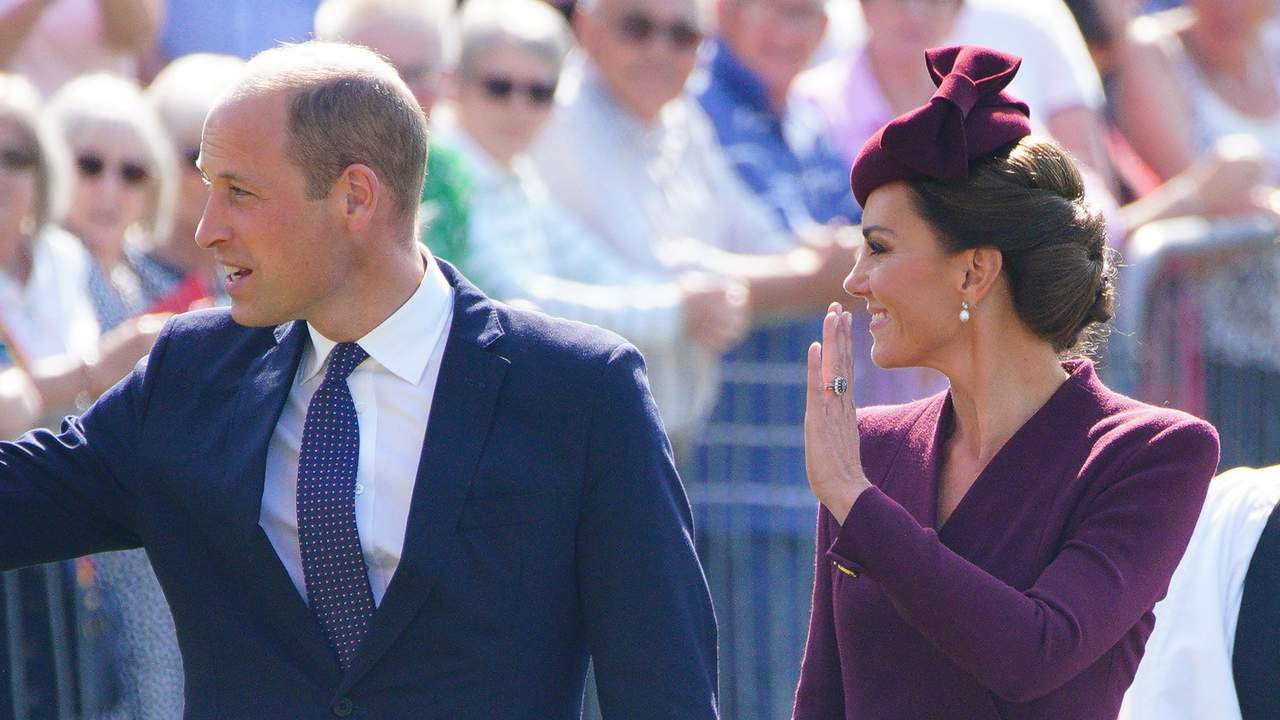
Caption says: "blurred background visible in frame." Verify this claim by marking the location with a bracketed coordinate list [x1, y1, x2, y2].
[2, 0, 1279, 717]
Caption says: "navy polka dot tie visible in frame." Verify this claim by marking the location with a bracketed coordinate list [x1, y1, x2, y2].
[297, 341, 375, 670]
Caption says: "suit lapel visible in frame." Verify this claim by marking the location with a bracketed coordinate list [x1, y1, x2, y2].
[182, 320, 340, 683]
[338, 264, 509, 692]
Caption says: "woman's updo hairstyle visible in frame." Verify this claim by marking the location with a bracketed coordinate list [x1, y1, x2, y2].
[908, 136, 1116, 355]
[849, 45, 1116, 355]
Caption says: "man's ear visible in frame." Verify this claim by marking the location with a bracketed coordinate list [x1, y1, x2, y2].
[336, 163, 380, 232]
[960, 246, 1004, 305]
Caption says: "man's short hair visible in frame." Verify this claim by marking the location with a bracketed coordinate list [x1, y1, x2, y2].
[457, 0, 573, 79]
[234, 42, 430, 222]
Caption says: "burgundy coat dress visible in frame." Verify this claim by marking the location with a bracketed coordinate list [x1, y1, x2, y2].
[793, 360, 1219, 719]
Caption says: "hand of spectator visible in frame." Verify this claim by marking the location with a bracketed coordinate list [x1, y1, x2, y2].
[1192, 134, 1270, 217]
[679, 273, 751, 354]
[795, 225, 859, 298]
[89, 312, 171, 395]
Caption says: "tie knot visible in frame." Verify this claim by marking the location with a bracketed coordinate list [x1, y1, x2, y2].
[325, 342, 368, 382]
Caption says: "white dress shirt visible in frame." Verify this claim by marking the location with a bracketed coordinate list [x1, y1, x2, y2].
[1119, 466, 1280, 720]
[260, 256, 454, 606]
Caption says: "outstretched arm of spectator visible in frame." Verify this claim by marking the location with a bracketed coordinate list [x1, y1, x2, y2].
[0, 0, 55, 66]
[1113, 19, 1199, 181]
[98, 0, 163, 53]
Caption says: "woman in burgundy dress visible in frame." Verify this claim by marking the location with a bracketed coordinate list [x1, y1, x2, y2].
[794, 45, 1221, 719]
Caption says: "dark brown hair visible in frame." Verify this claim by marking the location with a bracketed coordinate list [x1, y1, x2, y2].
[907, 136, 1116, 355]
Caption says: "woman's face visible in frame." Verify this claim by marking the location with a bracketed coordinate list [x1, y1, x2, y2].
[65, 122, 152, 262]
[844, 182, 968, 369]
[455, 41, 561, 165]
[860, 0, 963, 62]
[0, 118, 39, 268]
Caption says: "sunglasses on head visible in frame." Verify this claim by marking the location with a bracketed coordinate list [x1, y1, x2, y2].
[614, 12, 703, 51]
[77, 153, 149, 185]
[479, 75, 558, 105]
[0, 147, 38, 171]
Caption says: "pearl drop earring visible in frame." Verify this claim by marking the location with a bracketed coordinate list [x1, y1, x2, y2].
[959, 301, 971, 323]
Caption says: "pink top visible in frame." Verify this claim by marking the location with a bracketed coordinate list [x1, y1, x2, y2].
[0, 0, 135, 96]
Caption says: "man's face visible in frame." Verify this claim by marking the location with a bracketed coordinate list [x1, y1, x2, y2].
[195, 92, 350, 328]
[345, 16, 445, 115]
[579, 0, 704, 123]
[718, 0, 826, 102]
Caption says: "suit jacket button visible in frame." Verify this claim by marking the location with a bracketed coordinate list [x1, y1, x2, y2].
[333, 697, 354, 717]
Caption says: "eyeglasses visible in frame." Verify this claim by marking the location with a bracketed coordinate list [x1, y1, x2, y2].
[478, 75, 558, 105]
[0, 147, 38, 172]
[613, 12, 703, 51]
[76, 153, 149, 185]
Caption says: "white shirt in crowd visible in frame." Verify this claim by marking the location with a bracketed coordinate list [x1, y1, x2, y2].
[260, 255, 454, 606]
[0, 225, 100, 362]
[1119, 465, 1280, 720]
[444, 126, 685, 353]
[532, 58, 790, 443]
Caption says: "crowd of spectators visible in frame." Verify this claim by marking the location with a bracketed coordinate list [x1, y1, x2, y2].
[3, 0, 1279, 717]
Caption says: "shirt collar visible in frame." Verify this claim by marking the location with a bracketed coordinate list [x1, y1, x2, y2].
[301, 254, 454, 385]
[706, 39, 774, 115]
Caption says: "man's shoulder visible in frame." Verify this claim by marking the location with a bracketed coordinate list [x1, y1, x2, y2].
[491, 301, 631, 368]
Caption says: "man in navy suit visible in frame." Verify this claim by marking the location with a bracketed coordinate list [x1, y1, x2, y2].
[0, 41, 718, 719]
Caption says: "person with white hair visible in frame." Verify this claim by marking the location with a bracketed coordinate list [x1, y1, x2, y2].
[46, 72, 181, 330]
[444, 0, 750, 449]
[145, 52, 248, 310]
[314, 0, 476, 266]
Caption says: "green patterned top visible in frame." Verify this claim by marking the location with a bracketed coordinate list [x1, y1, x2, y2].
[419, 140, 473, 268]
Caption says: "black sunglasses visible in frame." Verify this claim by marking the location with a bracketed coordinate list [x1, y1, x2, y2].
[76, 153, 149, 185]
[614, 12, 703, 51]
[0, 147, 38, 171]
[479, 75, 558, 105]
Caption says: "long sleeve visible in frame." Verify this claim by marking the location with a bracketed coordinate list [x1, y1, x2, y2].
[0, 316, 172, 568]
[792, 506, 846, 719]
[576, 343, 719, 719]
[826, 418, 1219, 703]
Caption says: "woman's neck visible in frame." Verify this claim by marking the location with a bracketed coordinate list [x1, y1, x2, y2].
[942, 338, 1070, 467]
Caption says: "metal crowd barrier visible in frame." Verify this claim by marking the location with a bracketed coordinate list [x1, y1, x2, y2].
[1110, 212, 1280, 470]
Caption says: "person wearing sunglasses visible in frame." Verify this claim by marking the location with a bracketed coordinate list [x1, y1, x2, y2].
[46, 72, 181, 333]
[533, 0, 857, 449]
[144, 52, 248, 314]
[313, 0, 476, 269]
[440, 0, 749, 450]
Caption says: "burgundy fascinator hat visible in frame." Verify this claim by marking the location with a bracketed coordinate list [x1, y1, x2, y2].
[850, 45, 1032, 207]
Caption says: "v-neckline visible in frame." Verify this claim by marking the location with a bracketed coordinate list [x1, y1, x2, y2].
[925, 362, 1087, 535]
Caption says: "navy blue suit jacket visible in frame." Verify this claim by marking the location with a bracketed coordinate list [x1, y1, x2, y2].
[0, 262, 719, 719]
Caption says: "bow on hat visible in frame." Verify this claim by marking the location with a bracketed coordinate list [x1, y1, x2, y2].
[850, 45, 1032, 207]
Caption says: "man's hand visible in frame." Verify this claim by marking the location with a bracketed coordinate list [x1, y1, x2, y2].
[678, 273, 750, 354]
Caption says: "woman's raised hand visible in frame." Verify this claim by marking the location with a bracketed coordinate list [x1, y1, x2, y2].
[805, 302, 871, 524]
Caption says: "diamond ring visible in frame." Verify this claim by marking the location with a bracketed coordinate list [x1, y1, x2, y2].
[824, 376, 849, 396]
